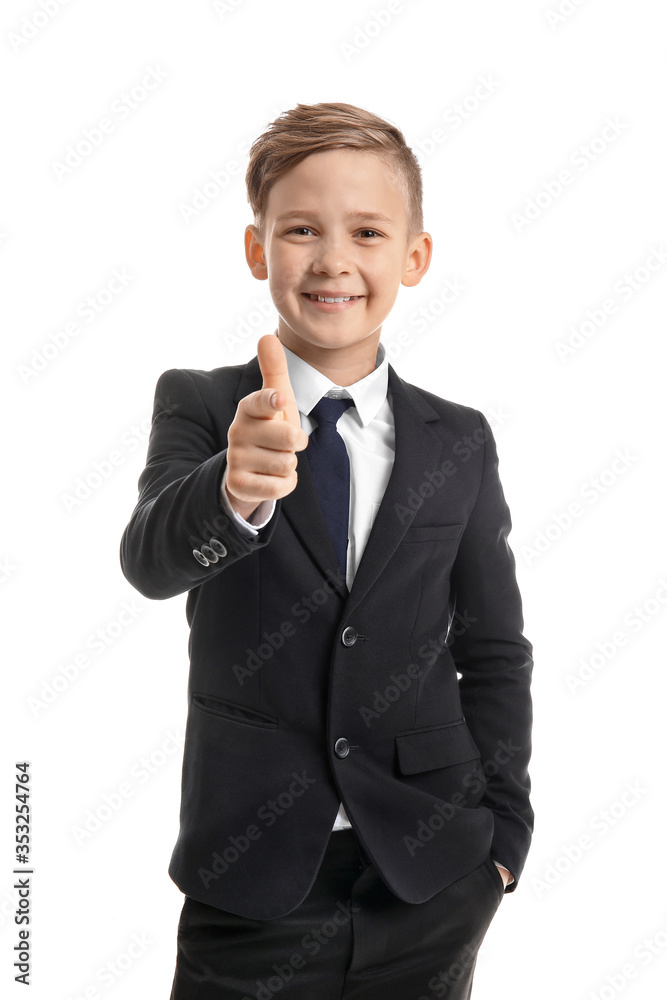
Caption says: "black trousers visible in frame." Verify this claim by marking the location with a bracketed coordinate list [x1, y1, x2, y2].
[169, 828, 505, 999]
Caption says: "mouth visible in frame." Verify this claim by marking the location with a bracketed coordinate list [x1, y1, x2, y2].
[301, 293, 364, 303]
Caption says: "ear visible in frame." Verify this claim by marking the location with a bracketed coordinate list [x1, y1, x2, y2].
[401, 231, 433, 288]
[245, 225, 268, 280]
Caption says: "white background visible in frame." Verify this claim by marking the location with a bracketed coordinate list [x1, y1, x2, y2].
[2, 1, 666, 997]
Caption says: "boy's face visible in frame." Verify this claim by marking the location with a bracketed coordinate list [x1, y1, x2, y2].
[245, 148, 431, 375]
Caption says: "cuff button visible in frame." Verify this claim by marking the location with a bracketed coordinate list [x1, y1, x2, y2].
[209, 538, 227, 557]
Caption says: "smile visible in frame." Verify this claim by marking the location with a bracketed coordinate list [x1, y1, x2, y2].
[303, 294, 363, 303]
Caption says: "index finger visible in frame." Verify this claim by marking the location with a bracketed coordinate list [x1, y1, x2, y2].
[257, 333, 301, 428]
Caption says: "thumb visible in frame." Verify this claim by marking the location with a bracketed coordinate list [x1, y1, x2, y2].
[257, 333, 300, 427]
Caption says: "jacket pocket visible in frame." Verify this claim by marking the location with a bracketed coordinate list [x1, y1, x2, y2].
[191, 693, 279, 730]
[404, 523, 463, 543]
[395, 719, 480, 775]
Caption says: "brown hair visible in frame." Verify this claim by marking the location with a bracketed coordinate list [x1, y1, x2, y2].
[245, 102, 423, 241]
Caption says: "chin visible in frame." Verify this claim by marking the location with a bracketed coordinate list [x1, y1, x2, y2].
[292, 324, 353, 346]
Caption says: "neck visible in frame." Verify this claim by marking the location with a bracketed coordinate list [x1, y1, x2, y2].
[277, 329, 381, 386]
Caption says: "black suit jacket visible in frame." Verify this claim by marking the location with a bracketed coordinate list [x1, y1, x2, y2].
[119, 355, 533, 920]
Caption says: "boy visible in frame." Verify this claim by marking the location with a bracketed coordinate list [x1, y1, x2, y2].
[120, 102, 533, 999]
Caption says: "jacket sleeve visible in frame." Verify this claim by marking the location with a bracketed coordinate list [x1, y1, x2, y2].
[447, 409, 534, 891]
[119, 368, 280, 600]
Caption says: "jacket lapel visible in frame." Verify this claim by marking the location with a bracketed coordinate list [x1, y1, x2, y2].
[232, 356, 444, 615]
[340, 364, 443, 619]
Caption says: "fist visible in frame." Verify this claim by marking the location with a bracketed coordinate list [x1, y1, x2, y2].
[225, 335, 309, 518]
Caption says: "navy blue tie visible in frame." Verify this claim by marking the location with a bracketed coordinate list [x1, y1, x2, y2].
[306, 396, 355, 578]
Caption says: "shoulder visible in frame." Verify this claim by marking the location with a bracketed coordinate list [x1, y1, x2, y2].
[388, 365, 486, 434]
[149, 359, 257, 426]
[156, 362, 249, 396]
[154, 359, 253, 402]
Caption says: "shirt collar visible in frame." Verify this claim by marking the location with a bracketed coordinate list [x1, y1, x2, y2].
[277, 334, 389, 427]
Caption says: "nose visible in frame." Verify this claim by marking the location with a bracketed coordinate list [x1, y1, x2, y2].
[311, 237, 352, 276]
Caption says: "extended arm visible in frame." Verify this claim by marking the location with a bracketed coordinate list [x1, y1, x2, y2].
[119, 368, 280, 600]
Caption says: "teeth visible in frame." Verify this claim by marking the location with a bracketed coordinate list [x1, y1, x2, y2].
[308, 294, 357, 302]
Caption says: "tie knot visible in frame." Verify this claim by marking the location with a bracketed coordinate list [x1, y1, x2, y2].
[310, 396, 355, 426]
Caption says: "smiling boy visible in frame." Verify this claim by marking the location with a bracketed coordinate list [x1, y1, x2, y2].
[120, 102, 533, 999]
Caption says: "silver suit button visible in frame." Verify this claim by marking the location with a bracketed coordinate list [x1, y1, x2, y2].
[341, 627, 358, 646]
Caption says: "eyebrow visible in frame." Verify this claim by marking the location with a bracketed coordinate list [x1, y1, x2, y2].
[275, 210, 395, 225]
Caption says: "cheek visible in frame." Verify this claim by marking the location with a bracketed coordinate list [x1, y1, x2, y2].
[367, 272, 401, 311]
[268, 262, 303, 308]
[366, 258, 403, 298]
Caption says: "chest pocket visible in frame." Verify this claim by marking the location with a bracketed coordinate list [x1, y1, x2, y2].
[404, 523, 463, 543]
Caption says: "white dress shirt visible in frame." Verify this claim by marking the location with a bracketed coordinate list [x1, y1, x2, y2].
[218, 335, 513, 883]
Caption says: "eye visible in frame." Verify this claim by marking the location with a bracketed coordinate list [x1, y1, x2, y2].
[356, 229, 382, 239]
[287, 226, 314, 236]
